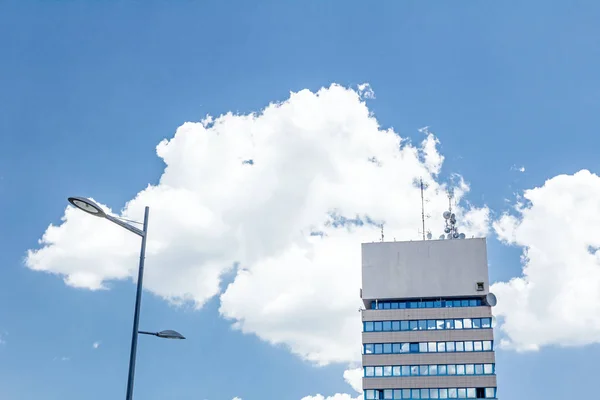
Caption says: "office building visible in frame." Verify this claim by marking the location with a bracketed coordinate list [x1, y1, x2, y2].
[360, 233, 498, 399]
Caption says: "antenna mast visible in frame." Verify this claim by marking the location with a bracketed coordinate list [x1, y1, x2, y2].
[380, 224, 384, 242]
[420, 178, 426, 240]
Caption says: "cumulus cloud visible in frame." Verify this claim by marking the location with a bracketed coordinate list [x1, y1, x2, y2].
[301, 368, 362, 400]
[25, 84, 489, 394]
[511, 164, 526, 173]
[357, 83, 375, 99]
[492, 169, 600, 351]
[92, 341, 100, 349]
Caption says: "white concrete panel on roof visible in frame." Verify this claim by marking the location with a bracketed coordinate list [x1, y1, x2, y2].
[361, 238, 489, 300]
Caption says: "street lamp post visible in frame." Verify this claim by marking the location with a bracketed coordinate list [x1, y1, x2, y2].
[67, 197, 184, 400]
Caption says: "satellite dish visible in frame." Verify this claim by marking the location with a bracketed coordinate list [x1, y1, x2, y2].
[444, 227, 451, 234]
[485, 292, 497, 307]
[443, 211, 451, 220]
[447, 234, 452, 239]
[459, 233, 466, 239]
[427, 232, 432, 240]
[451, 213, 456, 220]
[439, 235, 445, 240]
[453, 232, 459, 238]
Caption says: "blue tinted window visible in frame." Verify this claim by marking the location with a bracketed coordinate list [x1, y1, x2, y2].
[364, 344, 374, 354]
[482, 318, 492, 328]
[383, 302, 391, 309]
[426, 301, 434, 308]
[409, 301, 418, 309]
[418, 320, 427, 330]
[461, 299, 469, 307]
[391, 302, 398, 309]
[472, 318, 481, 329]
[453, 300, 461, 307]
[374, 344, 383, 354]
[427, 320, 436, 330]
[410, 343, 419, 352]
[392, 343, 401, 353]
[374, 321, 382, 331]
[398, 302, 406, 309]
[392, 321, 400, 331]
[383, 321, 392, 331]
[418, 301, 426, 309]
[409, 320, 418, 330]
[364, 322, 373, 332]
[469, 299, 478, 306]
[400, 321, 409, 331]
[434, 300, 442, 308]
[445, 319, 454, 329]
[371, 301, 376, 309]
[383, 343, 392, 354]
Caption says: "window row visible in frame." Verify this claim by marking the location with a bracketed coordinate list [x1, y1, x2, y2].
[364, 387, 497, 399]
[371, 298, 483, 310]
[364, 340, 494, 354]
[364, 363, 495, 377]
[364, 318, 492, 332]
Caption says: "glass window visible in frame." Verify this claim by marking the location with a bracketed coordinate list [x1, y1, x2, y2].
[409, 320, 418, 331]
[457, 364, 465, 375]
[483, 341, 493, 351]
[466, 388, 476, 398]
[472, 318, 481, 329]
[410, 365, 419, 376]
[474, 341, 483, 352]
[434, 300, 442, 308]
[448, 364, 456, 375]
[438, 365, 447, 375]
[426, 301, 434, 308]
[374, 344, 383, 354]
[392, 366, 401, 376]
[418, 320, 427, 330]
[383, 389, 392, 399]
[383, 302, 390, 309]
[365, 322, 374, 332]
[457, 389, 466, 398]
[410, 343, 419, 353]
[448, 388, 457, 398]
[466, 364, 474, 374]
[411, 389, 421, 399]
[430, 388, 439, 399]
[421, 388, 430, 398]
[401, 343, 410, 353]
[402, 389, 411, 399]
[445, 319, 454, 329]
[445, 300, 452, 307]
[446, 341, 455, 352]
[374, 367, 383, 376]
[469, 299, 478, 306]
[436, 320, 445, 330]
[461, 300, 469, 307]
[453, 300, 461, 307]
[455, 319, 463, 329]
[485, 388, 495, 398]
[481, 318, 491, 328]
[392, 321, 400, 331]
[391, 302, 398, 309]
[427, 320, 436, 330]
[484, 364, 494, 374]
[475, 364, 483, 375]
[456, 342, 464, 352]
[463, 318, 472, 329]
[383, 343, 392, 354]
[374, 322, 383, 332]
[383, 366, 392, 376]
[392, 343, 401, 353]
[401, 321, 409, 331]
[364, 344, 373, 354]
[419, 342, 428, 353]
[465, 341, 474, 352]
[383, 321, 392, 331]
[428, 342, 437, 352]
[366, 390, 376, 400]
[420, 365, 428, 375]
[402, 366, 410, 376]
[439, 389, 448, 399]
[429, 365, 438, 375]
[409, 301, 418, 309]
[365, 367, 374, 377]
[419, 301, 426, 308]
[437, 342, 446, 352]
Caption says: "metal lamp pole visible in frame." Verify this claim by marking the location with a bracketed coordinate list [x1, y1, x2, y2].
[67, 197, 184, 400]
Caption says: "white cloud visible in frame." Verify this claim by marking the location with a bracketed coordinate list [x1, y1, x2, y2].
[92, 341, 101, 349]
[26, 84, 489, 392]
[301, 368, 362, 400]
[511, 164, 526, 173]
[357, 83, 375, 99]
[492, 169, 600, 351]
[232, 397, 242, 400]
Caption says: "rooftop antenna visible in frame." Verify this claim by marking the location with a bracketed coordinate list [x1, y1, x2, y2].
[380, 224, 384, 242]
[419, 178, 431, 240]
[442, 188, 464, 240]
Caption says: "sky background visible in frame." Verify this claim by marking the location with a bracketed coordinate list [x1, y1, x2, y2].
[2, 1, 600, 399]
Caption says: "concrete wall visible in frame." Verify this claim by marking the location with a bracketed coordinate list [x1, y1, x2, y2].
[362, 238, 489, 301]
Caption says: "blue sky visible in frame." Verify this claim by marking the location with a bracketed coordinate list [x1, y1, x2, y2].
[2, 1, 600, 399]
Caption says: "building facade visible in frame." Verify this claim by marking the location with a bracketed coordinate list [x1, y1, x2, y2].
[360, 238, 497, 399]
